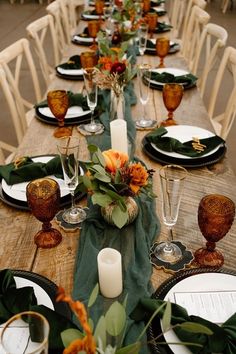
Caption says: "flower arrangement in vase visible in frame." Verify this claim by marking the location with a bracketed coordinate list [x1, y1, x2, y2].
[79, 145, 155, 228]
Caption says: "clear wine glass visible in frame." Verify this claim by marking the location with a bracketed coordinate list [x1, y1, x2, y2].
[154, 165, 188, 263]
[57, 136, 87, 224]
[138, 23, 148, 61]
[136, 63, 156, 128]
[80, 67, 103, 134]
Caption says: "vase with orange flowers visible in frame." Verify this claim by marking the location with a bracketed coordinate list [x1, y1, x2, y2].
[79, 145, 155, 228]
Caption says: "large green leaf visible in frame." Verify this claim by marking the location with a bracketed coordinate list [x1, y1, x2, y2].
[88, 283, 99, 308]
[112, 204, 128, 229]
[162, 300, 171, 332]
[92, 193, 113, 207]
[177, 322, 213, 335]
[61, 328, 84, 347]
[94, 172, 111, 183]
[82, 174, 93, 189]
[105, 301, 126, 336]
[100, 185, 124, 201]
[94, 315, 107, 350]
[116, 342, 141, 354]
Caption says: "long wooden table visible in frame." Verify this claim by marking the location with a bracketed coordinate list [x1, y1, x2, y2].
[1, 12, 236, 297]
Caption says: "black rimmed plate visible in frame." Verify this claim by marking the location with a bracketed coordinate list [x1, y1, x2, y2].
[81, 11, 105, 20]
[142, 136, 226, 168]
[11, 269, 71, 319]
[154, 22, 172, 34]
[55, 65, 84, 81]
[71, 34, 94, 46]
[35, 105, 91, 126]
[147, 267, 236, 354]
[145, 41, 180, 55]
[0, 155, 86, 210]
[147, 68, 197, 90]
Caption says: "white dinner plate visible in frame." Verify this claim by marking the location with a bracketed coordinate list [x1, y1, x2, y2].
[38, 106, 91, 120]
[73, 34, 94, 43]
[15, 276, 54, 310]
[2, 156, 83, 202]
[56, 66, 84, 76]
[151, 125, 221, 159]
[146, 39, 175, 51]
[82, 12, 105, 19]
[162, 272, 236, 354]
[149, 68, 189, 86]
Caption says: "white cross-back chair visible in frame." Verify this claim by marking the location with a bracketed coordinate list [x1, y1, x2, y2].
[221, 0, 234, 13]
[207, 46, 236, 140]
[0, 38, 44, 148]
[181, 5, 210, 66]
[46, 1, 69, 58]
[181, 0, 207, 40]
[26, 14, 60, 86]
[169, 0, 186, 38]
[192, 23, 228, 96]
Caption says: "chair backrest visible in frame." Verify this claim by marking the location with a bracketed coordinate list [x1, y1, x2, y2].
[26, 14, 59, 86]
[181, 5, 210, 65]
[207, 46, 236, 140]
[181, 0, 207, 40]
[169, 0, 186, 38]
[0, 38, 43, 143]
[193, 23, 228, 96]
[46, 1, 68, 58]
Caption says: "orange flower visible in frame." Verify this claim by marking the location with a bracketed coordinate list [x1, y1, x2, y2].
[102, 149, 129, 174]
[128, 162, 149, 194]
[98, 56, 116, 71]
[57, 287, 96, 354]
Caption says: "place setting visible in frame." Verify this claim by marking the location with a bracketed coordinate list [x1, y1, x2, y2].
[145, 37, 180, 55]
[72, 20, 101, 50]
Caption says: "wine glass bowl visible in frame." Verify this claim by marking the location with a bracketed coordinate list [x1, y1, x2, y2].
[154, 165, 188, 263]
[57, 136, 87, 224]
[26, 177, 62, 248]
[88, 20, 100, 50]
[143, 0, 151, 14]
[80, 51, 98, 69]
[156, 37, 170, 68]
[138, 23, 148, 58]
[195, 194, 235, 267]
[47, 90, 71, 138]
[161, 83, 183, 126]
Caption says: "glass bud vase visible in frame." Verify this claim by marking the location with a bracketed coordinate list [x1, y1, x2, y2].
[110, 88, 124, 120]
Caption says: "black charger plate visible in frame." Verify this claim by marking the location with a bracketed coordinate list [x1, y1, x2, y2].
[147, 267, 236, 354]
[142, 137, 226, 168]
[35, 106, 91, 126]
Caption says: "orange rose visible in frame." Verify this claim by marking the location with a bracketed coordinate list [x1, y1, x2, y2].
[102, 149, 128, 173]
[128, 162, 149, 194]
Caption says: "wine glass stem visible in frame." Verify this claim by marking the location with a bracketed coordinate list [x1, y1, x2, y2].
[142, 103, 147, 121]
[90, 109, 95, 126]
[168, 111, 173, 119]
[70, 191, 77, 215]
[164, 227, 174, 252]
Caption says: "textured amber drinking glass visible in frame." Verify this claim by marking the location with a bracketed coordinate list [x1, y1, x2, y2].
[161, 83, 183, 126]
[143, 0, 151, 13]
[156, 37, 170, 68]
[47, 90, 71, 138]
[195, 194, 235, 267]
[88, 20, 100, 50]
[147, 12, 158, 38]
[95, 0, 104, 15]
[80, 51, 98, 69]
[26, 178, 62, 248]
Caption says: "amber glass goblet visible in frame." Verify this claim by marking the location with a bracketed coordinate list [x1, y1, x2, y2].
[161, 83, 183, 126]
[147, 12, 158, 38]
[143, 0, 150, 14]
[26, 178, 62, 248]
[88, 20, 100, 50]
[95, 0, 104, 23]
[195, 194, 235, 268]
[80, 51, 98, 69]
[47, 90, 71, 138]
[156, 37, 170, 68]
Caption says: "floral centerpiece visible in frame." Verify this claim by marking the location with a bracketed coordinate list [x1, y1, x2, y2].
[79, 145, 155, 228]
[57, 285, 213, 354]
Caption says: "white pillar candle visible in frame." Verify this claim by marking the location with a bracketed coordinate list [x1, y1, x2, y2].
[110, 119, 128, 155]
[97, 248, 123, 298]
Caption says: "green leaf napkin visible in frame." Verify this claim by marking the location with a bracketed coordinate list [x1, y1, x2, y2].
[0, 155, 63, 185]
[150, 71, 198, 86]
[154, 22, 173, 33]
[57, 55, 82, 70]
[0, 269, 77, 354]
[132, 298, 236, 354]
[35, 91, 89, 111]
[146, 127, 225, 157]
